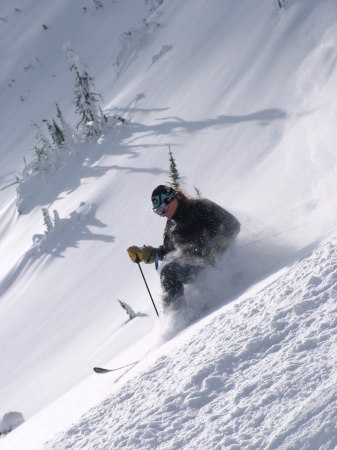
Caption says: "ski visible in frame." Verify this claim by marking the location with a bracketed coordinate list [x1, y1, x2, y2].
[93, 360, 140, 374]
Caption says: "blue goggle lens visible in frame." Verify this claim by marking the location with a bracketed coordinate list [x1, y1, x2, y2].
[152, 194, 168, 209]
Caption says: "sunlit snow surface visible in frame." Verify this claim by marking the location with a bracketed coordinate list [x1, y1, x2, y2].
[1, 0, 337, 448]
[48, 236, 337, 450]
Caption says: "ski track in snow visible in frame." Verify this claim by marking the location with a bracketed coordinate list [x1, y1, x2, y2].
[48, 236, 337, 450]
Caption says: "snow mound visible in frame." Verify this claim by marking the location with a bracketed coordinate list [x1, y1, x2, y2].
[0, 412, 24, 436]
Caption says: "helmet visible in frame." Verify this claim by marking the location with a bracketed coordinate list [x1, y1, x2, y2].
[151, 185, 177, 209]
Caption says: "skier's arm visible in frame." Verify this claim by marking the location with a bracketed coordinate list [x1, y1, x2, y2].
[127, 222, 175, 265]
[195, 199, 240, 239]
[158, 221, 175, 259]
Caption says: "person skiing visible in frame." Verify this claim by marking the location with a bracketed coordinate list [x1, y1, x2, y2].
[127, 185, 240, 310]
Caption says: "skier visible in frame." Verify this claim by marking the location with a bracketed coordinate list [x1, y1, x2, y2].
[127, 185, 240, 310]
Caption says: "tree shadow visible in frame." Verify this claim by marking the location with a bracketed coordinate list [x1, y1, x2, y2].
[0, 203, 114, 298]
[33, 203, 114, 258]
[126, 108, 287, 138]
[17, 106, 287, 214]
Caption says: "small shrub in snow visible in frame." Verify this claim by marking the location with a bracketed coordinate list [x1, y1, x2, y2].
[118, 299, 137, 320]
[93, 0, 103, 9]
[22, 117, 69, 178]
[0, 411, 25, 436]
[146, 0, 165, 13]
[31, 122, 56, 173]
[17, 104, 74, 200]
[114, 12, 163, 77]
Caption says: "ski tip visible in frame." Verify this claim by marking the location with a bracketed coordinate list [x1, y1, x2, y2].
[93, 360, 140, 374]
[93, 367, 109, 374]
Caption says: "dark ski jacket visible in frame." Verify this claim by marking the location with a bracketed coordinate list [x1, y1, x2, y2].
[159, 198, 240, 261]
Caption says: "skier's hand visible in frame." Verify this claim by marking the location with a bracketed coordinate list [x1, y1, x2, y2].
[212, 235, 228, 253]
[127, 245, 156, 264]
[142, 245, 156, 264]
[127, 246, 143, 263]
[209, 235, 228, 263]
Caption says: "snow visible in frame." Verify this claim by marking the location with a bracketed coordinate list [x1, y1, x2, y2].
[50, 237, 337, 450]
[0, 413, 24, 436]
[1, 0, 337, 448]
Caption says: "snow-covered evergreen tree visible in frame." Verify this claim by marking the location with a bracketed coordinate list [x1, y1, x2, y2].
[55, 103, 75, 146]
[52, 119, 65, 148]
[43, 119, 65, 149]
[19, 114, 71, 185]
[64, 44, 107, 138]
[31, 122, 55, 173]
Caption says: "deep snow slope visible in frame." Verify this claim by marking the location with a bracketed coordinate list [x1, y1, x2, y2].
[4, 235, 337, 450]
[1, 0, 337, 447]
[48, 235, 337, 450]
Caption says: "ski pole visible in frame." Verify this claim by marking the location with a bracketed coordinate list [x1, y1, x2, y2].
[136, 257, 159, 317]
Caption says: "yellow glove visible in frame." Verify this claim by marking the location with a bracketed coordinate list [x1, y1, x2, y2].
[127, 246, 144, 263]
[127, 245, 156, 264]
[142, 245, 156, 264]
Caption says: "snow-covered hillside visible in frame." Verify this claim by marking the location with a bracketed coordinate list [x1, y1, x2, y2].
[1, 0, 337, 448]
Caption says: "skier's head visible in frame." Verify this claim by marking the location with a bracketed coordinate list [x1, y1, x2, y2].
[151, 185, 177, 216]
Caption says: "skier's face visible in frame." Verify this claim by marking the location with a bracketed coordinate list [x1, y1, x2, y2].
[164, 198, 178, 219]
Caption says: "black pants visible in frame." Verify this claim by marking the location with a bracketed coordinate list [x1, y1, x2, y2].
[160, 260, 204, 306]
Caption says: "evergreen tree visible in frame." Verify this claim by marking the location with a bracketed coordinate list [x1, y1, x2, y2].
[43, 119, 65, 149]
[64, 44, 106, 138]
[55, 103, 75, 145]
[32, 122, 54, 171]
[193, 186, 202, 198]
[168, 145, 181, 190]
[52, 119, 65, 148]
